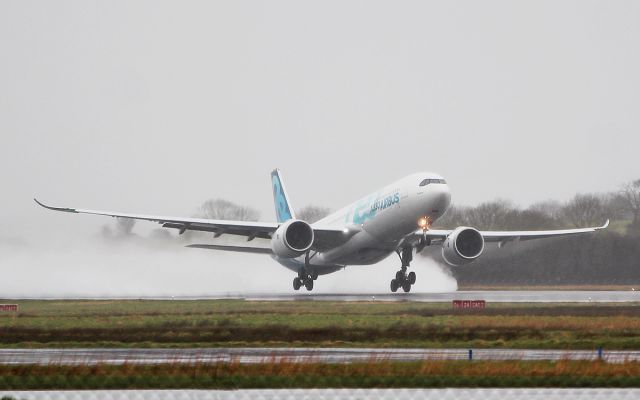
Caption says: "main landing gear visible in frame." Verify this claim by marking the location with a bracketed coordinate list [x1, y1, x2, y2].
[293, 269, 318, 291]
[293, 251, 318, 291]
[390, 247, 416, 293]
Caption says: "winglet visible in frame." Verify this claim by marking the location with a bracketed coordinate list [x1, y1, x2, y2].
[33, 198, 78, 213]
[600, 219, 610, 230]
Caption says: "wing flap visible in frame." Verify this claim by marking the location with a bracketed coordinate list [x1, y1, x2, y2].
[186, 244, 273, 254]
[162, 222, 273, 239]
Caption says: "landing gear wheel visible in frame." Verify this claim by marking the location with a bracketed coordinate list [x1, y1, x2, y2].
[305, 279, 314, 291]
[293, 277, 302, 291]
[402, 281, 412, 293]
[395, 271, 404, 282]
[408, 271, 416, 285]
[390, 279, 399, 292]
[311, 271, 318, 281]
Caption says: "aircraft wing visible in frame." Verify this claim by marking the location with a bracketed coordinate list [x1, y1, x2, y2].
[406, 220, 609, 248]
[34, 198, 280, 239]
[34, 198, 348, 250]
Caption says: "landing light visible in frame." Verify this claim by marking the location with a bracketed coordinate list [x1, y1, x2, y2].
[418, 217, 429, 229]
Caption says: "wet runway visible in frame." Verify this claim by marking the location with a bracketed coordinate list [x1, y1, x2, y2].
[249, 290, 640, 302]
[1, 347, 638, 365]
[25, 290, 640, 302]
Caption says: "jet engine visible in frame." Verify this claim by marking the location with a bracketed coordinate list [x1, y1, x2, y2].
[271, 220, 314, 259]
[441, 227, 485, 266]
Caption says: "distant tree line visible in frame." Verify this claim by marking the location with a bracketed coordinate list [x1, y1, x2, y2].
[430, 178, 640, 285]
[434, 191, 635, 232]
[449, 232, 640, 286]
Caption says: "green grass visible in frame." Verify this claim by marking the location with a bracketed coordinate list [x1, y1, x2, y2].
[2, 300, 640, 349]
[1, 361, 640, 389]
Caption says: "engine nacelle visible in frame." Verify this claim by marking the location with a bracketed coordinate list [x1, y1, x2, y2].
[441, 226, 485, 266]
[271, 220, 314, 259]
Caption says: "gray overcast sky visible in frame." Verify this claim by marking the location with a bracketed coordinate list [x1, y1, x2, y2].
[2, 0, 639, 233]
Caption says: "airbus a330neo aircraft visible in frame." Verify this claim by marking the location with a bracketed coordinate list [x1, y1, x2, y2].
[35, 170, 608, 292]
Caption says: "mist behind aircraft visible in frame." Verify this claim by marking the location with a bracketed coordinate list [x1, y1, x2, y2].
[0, 229, 456, 298]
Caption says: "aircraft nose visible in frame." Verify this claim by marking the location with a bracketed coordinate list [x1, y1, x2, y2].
[434, 183, 452, 209]
[423, 183, 451, 216]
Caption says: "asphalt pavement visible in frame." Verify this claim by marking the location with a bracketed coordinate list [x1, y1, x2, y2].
[251, 290, 640, 302]
[0, 347, 638, 365]
[21, 290, 640, 302]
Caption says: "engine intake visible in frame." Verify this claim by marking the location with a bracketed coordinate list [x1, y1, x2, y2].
[271, 220, 314, 258]
[441, 226, 485, 266]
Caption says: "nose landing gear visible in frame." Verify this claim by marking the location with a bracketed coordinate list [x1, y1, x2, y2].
[390, 247, 416, 293]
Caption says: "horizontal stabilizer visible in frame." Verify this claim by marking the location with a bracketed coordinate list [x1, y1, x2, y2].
[186, 244, 273, 254]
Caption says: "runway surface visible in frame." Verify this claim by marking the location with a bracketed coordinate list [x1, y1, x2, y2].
[3, 389, 639, 400]
[1, 347, 638, 365]
[247, 290, 640, 303]
[21, 290, 640, 302]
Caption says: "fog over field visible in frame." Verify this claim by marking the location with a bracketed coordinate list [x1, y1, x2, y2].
[1, 1, 638, 296]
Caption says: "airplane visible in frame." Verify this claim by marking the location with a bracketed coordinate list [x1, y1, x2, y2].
[35, 169, 609, 293]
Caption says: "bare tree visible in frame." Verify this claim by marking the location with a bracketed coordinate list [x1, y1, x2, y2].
[528, 200, 564, 221]
[297, 205, 331, 223]
[115, 217, 136, 236]
[602, 192, 629, 222]
[466, 200, 514, 230]
[183, 198, 261, 241]
[100, 224, 113, 238]
[621, 179, 640, 226]
[432, 204, 469, 228]
[513, 209, 560, 230]
[562, 194, 605, 228]
[149, 228, 173, 241]
[197, 199, 260, 221]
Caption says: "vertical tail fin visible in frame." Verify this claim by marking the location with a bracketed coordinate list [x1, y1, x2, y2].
[271, 169, 296, 223]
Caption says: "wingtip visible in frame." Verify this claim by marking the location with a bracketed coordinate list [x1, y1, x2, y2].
[34, 198, 47, 208]
[33, 198, 77, 213]
[602, 219, 610, 229]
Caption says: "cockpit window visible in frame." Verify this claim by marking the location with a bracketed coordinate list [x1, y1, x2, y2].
[419, 178, 447, 186]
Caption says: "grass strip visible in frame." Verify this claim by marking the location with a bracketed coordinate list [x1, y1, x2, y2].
[2, 323, 640, 349]
[0, 361, 640, 389]
[3, 300, 640, 349]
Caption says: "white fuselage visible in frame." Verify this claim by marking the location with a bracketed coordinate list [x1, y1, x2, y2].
[273, 172, 451, 274]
